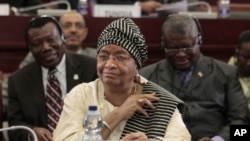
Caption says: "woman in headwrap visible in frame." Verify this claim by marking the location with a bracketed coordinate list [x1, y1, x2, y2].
[53, 17, 191, 141]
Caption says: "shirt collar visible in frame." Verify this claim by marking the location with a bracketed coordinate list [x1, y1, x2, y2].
[41, 54, 66, 74]
[175, 65, 195, 74]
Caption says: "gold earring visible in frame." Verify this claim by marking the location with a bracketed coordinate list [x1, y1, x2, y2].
[134, 73, 140, 83]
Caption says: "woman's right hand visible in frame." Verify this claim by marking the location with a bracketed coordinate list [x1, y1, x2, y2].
[140, 1, 163, 14]
[118, 93, 159, 120]
[121, 131, 148, 141]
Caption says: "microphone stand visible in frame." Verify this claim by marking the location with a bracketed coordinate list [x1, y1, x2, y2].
[11, 0, 71, 15]
[187, 1, 212, 13]
[0, 126, 38, 141]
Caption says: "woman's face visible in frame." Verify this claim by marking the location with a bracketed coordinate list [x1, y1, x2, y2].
[97, 44, 138, 87]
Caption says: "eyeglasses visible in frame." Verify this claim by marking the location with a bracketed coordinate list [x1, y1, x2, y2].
[61, 22, 86, 30]
[164, 47, 195, 55]
[164, 38, 198, 55]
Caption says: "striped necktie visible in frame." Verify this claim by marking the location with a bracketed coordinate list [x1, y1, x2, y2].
[46, 68, 63, 131]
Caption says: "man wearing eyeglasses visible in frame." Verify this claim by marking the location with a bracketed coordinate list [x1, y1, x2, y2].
[140, 14, 249, 141]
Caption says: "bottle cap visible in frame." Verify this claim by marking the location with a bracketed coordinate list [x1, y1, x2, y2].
[88, 105, 98, 111]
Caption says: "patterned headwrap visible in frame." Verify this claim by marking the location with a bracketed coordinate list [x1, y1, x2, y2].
[97, 17, 148, 68]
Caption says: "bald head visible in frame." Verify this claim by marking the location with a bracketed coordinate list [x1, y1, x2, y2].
[59, 11, 86, 26]
[59, 11, 88, 52]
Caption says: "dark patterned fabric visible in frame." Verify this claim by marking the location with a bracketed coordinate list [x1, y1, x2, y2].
[120, 81, 185, 139]
[97, 17, 148, 68]
[46, 69, 63, 131]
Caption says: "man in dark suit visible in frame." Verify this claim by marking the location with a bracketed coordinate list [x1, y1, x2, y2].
[7, 15, 97, 141]
[139, 14, 249, 141]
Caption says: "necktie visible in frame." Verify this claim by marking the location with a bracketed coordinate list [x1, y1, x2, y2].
[176, 69, 192, 88]
[46, 69, 63, 131]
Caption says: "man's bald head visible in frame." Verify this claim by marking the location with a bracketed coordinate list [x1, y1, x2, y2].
[59, 11, 86, 26]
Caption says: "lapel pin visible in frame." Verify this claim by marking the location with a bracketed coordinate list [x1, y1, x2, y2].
[197, 71, 203, 77]
[73, 74, 79, 80]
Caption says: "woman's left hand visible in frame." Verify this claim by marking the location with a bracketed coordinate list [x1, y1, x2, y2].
[121, 131, 148, 141]
[118, 93, 159, 120]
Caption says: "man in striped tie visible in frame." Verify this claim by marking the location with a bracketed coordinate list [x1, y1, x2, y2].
[7, 15, 97, 141]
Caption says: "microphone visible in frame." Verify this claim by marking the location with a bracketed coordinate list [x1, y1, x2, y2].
[187, 1, 212, 13]
[11, 0, 71, 16]
[157, 1, 212, 13]
[179, 1, 217, 19]
[0, 125, 38, 141]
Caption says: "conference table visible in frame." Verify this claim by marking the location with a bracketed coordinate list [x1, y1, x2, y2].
[1, 15, 250, 73]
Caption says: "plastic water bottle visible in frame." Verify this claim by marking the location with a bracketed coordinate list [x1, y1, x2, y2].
[78, 0, 88, 16]
[218, 0, 230, 18]
[82, 105, 103, 141]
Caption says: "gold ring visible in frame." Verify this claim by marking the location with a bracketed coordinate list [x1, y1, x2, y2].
[138, 98, 144, 103]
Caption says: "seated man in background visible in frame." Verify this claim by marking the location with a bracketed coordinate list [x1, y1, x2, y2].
[2, 11, 96, 117]
[59, 11, 96, 56]
[7, 15, 97, 141]
[19, 11, 96, 68]
[139, 14, 249, 141]
[1, 12, 96, 138]
[228, 30, 250, 119]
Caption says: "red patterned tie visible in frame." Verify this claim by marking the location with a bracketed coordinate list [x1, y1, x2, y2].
[46, 69, 63, 131]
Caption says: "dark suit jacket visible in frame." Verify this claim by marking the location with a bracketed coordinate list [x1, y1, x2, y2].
[7, 53, 97, 141]
[140, 54, 249, 141]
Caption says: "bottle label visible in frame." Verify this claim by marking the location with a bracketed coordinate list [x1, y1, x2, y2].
[218, 7, 230, 18]
[78, 5, 88, 16]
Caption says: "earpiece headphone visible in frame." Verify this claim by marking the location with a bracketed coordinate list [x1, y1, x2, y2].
[25, 15, 66, 44]
[160, 13, 203, 50]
